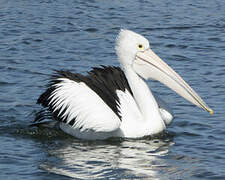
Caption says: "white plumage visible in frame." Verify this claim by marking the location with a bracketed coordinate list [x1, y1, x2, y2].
[51, 78, 120, 132]
[35, 29, 213, 140]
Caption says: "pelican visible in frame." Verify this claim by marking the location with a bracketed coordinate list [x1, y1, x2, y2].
[34, 29, 213, 140]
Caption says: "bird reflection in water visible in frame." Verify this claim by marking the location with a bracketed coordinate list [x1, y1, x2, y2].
[40, 135, 177, 179]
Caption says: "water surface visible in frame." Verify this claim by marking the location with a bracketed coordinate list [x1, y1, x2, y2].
[0, 0, 225, 179]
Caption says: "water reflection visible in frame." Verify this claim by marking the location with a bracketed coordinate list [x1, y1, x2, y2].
[41, 137, 175, 179]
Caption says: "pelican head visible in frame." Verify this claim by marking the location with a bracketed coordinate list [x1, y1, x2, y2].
[115, 29, 213, 114]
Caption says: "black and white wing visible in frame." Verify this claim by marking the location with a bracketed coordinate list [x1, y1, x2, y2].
[35, 66, 132, 133]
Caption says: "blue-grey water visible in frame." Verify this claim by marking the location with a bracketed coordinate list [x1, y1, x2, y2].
[0, 0, 225, 179]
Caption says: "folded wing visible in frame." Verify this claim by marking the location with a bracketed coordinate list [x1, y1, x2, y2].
[36, 70, 121, 133]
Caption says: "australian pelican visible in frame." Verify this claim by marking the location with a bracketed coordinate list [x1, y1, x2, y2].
[34, 29, 213, 140]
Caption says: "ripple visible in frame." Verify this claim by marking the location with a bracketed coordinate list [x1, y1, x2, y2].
[84, 28, 99, 32]
[144, 25, 207, 32]
[1, 0, 225, 179]
[0, 81, 17, 86]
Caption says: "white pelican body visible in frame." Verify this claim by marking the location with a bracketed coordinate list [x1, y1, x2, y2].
[35, 29, 213, 140]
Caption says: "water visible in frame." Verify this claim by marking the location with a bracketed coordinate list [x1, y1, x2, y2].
[0, 0, 225, 179]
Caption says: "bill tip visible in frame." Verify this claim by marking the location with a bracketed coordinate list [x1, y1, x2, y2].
[209, 109, 214, 115]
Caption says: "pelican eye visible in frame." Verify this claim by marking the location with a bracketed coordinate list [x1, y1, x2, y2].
[137, 44, 144, 50]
